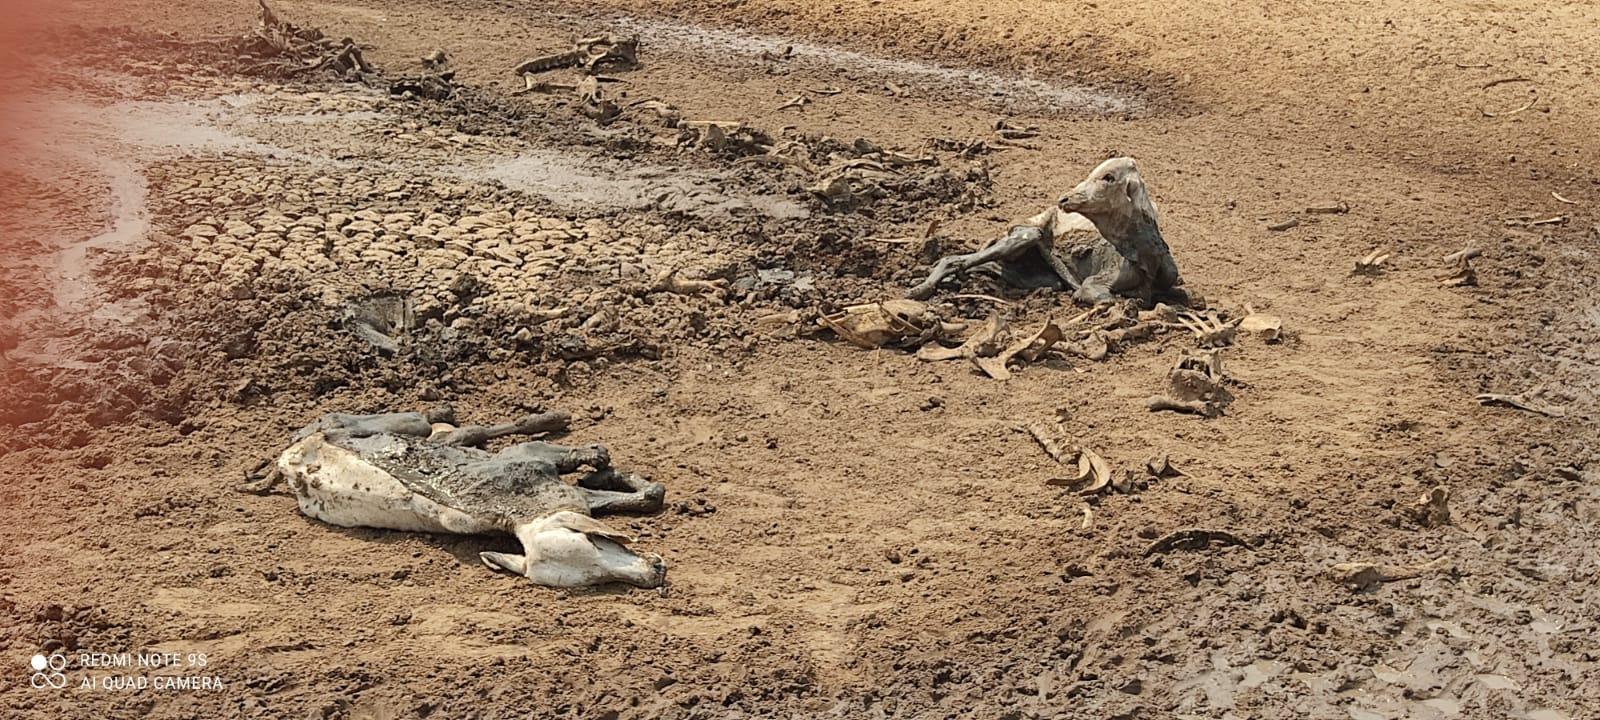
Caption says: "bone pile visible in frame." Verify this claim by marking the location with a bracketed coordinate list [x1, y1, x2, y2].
[220, 0, 373, 78]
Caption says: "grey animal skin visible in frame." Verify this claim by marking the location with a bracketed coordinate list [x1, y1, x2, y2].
[277, 408, 668, 589]
[908, 156, 1188, 307]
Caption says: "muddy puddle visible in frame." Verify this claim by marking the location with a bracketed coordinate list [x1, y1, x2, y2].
[465, 150, 809, 219]
[610, 15, 1138, 115]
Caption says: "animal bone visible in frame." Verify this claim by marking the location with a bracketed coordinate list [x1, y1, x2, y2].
[1023, 420, 1072, 464]
[513, 34, 639, 76]
[817, 300, 947, 349]
[627, 99, 682, 126]
[648, 268, 726, 297]
[1145, 454, 1186, 478]
[276, 409, 667, 589]
[993, 119, 1039, 140]
[1238, 304, 1283, 342]
[1476, 393, 1565, 418]
[1143, 528, 1248, 556]
[574, 76, 620, 123]
[1147, 350, 1233, 417]
[1174, 309, 1238, 347]
[243, 0, 373, 78]
[1354, 248, 1391, 275]
[973, 319, 1064, 380]
[1440, 247, 1481, 287]
[1041, 445, 1112, 495]
[1406, 486, 1451, 528]
[1329, 557, 1449, 591]
[917, 313, 1005, 362]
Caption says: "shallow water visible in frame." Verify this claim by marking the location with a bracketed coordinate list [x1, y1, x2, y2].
[613, 15, 1138, 115]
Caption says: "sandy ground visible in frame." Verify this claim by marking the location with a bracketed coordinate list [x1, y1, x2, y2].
[1, 0, 1597, 718]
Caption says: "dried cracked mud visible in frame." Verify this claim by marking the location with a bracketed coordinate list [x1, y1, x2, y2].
[1, 1, 1597, 719]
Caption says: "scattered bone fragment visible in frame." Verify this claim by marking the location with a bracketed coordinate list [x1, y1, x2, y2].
[1354, 248, 1391, 275]
[1138, 303, 1180, 324]
[1329, 557, 1449, 591]
[755, 310, 805, 329]
[1146, 397, 1217, 416]
[1406, 486, 1451, 528]
[1440, 247, 1480, 287]
[1475, 393, 1565, 418]
[421, 48, 449, 68]
[1147, 350, 1233, 417]
[1023, 421, 1072, 464]
[816, 300, 949, 349]
[647, 268, 726, 297]
[1504, 215, 1566, 228]
[776, 95, 811, 111]
[1144, 454, 1186, 479]
[680, 121, 774, 155]
[1143, 529, 1249, 556]
[1480, 90, 1537, 118]
[628, 99, 682, 126]
[1238, 305, 1283, 342]
[575, 76, 621, 123]
[1045, 446, 1112, 495]
[973, 319, 1064, 380]
[1305, 201, 1351, 214]
[1064, 331, 1111, 362]
[993, 119, 1039, 140]
[390, 71, 456, 101]
[1174, 309, 1238, 347]
[917, 314, 1005, 362]
[1267, 217, 1300, 231]
[1551, 191, 1579, 205]
[513, 34, 638, 76]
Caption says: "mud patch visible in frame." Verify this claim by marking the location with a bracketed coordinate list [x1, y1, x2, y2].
[464, 149, 810, 219]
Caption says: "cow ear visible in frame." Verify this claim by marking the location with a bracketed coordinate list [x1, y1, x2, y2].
[480, 551, 527, 575]
[1124, 176, 1145, 202]
[550, 513, 636, 545]
[1124, 176, 1158, 219]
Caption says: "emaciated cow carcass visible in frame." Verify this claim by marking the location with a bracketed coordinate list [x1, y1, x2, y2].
[908, 157, 1189, 307]
[275, 407, 668, 589]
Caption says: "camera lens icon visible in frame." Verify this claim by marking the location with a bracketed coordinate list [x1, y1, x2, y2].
[29, 653, 67, 689]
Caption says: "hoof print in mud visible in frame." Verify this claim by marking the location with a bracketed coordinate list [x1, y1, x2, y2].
[276, 408, 668, 589]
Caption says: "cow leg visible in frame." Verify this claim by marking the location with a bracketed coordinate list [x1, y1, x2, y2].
[297, 405, 456, 442]
[495, 441, 611, 473]
[1072, 268, 1120, 306]
[576, 468, 666, 515]
[432, 411, 570, 447]
[907, 226, 1046, 300]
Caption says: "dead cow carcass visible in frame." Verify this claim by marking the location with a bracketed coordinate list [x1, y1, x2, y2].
[276, 408, 667, 588]
[909, 157, 1188, 307]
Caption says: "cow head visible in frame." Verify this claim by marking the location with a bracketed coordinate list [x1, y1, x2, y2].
[1056, 156, 1158, 229]
[482, 511, 666, 588]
